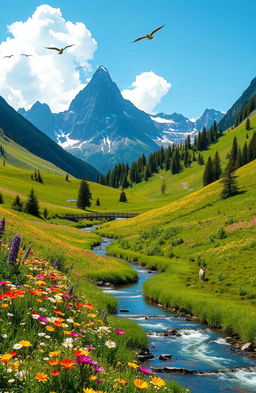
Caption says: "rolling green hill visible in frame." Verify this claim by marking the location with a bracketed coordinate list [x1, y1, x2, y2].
[0, 96, 99, 180]
[0, 133, 64, 174]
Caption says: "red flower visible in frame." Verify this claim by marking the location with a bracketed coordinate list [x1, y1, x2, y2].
[50, 369, 60, 376]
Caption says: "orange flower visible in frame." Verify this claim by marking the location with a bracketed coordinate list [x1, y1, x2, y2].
[133, 379, 149, 390]
[50, 369, 60, 376]
[46, 326, 55, 332]
[60, 359, 75, 369]
[116, 378, 127, 385]
[49, 359, 59, 366]
[35, 372, 49, 382]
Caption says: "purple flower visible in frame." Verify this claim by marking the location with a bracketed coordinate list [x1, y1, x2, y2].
[75, 355, 92, 364]
[94, 365, 105, 373]
[96, 379, 103, 382]
[0, 218, 5, 239]
[71, 332, 79, 337]
[38, 316, 48, 323]
[7, 234, 20, 265]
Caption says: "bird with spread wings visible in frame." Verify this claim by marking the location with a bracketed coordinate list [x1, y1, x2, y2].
[45, 44, 75, 54]
[132, 25, 165, 43]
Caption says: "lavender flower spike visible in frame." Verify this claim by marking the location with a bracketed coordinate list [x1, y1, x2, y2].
[0, 218, 5, 239]
[7, 234, 21, 265]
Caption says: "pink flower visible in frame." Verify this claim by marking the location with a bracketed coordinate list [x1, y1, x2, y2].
[115, 329, 125, 335]
[71, 332, 79, 337]
[139, 366, 152, 375]
[94, 365, 105, 373]
[38, 316, 48, 323]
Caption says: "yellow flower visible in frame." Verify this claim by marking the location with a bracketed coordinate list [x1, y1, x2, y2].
[1, 354, 13, 362]
[83, 389, 96, 393]
[128, 362, 139, 369]
[73, 322, 81, 326]
[1, 303, 9, 308]
[89, 375, 97, 381]
[49, 351, 60, 358]
[133, 379, 149, 390]
[151, 376, 166, 387]
[19, 340, 32, 347]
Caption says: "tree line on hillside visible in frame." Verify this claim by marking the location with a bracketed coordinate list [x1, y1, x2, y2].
[235, 94, 256, 127]
[98, 121, 223, 189]
[203, 131, 256, 198]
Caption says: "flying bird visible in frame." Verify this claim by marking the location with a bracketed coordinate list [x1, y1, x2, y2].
[21, 54, 33, 57]
[3, 55, 14, 58]
[132, 25, 165, 43]
[45, 44, 75, 55]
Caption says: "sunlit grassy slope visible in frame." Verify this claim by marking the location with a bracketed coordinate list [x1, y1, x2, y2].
[0, 133, 64, 174]
[98, 156, 256, 342]
[0, 114, 255, 216]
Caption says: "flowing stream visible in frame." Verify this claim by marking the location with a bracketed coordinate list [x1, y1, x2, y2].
[83, 226, 256, 393]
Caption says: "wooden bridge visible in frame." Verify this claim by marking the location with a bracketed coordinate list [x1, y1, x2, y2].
[63, 212, 139, 221]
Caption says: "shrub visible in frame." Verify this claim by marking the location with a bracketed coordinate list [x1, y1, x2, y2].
[216, 227, 227, 239]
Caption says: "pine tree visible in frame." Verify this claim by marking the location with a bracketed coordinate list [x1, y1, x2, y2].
[121, 174, 130, 189]
[119, 190, 127, 202]
[0, 193, 3, 204]
[197, 153, 204, 166]
[246, 118, 251, 131]
[11, 195, 23, 211]
[96, 197, 100, 206]
[65, 173, 69, 182]
[25, 189, 40, 217]
[203, 157, 214, 186]
[241, 142, 249, 166]
[37, 170, 43, 184]
[76, 179, 92, 210]
[212, 151, 221, 180]
[161, 179, 166, 195]
[220, 165, 239, 199]
[229, 136, 239, 170]
[248, 131, 256, 161]
[43, 208, 49, 219]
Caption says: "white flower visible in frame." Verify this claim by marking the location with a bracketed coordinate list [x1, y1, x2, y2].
[7, 313, 14, 317]
[15, 370, 26, 380]
[32, 314, 40, 320]
[1, 334, 7, 338]
[67, 318, 74, 323]
[13, 343, 22, 349]
[105, 340, 116, 348]
[39, 342, 46, 346]
[38, 332, 45, 337]
[6, 368, 12, 373]
[39, 308, 47, 312]
[62, 338, 73, 348]
[43, 357, 49, 361]
[98, 326, 111, 333]
[8, 379, 15, 383]
[48, 297, 56, 303]
[45, 335, 51, 339]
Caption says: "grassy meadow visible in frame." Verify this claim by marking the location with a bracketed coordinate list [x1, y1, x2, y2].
[97, 115, 256, 342]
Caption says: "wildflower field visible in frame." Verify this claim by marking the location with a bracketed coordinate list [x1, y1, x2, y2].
[0, 218, 185, 393]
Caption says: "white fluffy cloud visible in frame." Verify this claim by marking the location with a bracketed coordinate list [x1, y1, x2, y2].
[122, 71, 171, 113]
[0, 5, 97, 112]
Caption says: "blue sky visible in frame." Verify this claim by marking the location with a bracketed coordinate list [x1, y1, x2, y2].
[0, 0, 255, 117]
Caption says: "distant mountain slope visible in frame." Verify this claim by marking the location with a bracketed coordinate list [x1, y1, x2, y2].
[218, 76, 256, 131]
[19, 66, 223, 172]
[0, 132, 64, 174]
[0, 96, 99, 180]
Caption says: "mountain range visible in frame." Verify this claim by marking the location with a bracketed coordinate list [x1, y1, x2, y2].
[19, 66, 224, 172]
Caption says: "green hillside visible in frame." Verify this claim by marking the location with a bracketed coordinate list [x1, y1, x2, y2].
[128, 113, 256, 205]
[98, 126, 256, 342]
[0, 133, 64, 174]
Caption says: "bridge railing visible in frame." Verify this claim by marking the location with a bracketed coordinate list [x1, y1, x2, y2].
[63, 212, 139, 220]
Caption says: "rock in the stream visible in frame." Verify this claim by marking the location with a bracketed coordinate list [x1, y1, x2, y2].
[241, 342, 254, 352]
[103, 282, 114, 288]
[159, 354, 172, 360]
[137, 349, 154, 361]
[167, 329, 182, 337]
[120, 309, 129, 313]
[96, 281, 104, 286]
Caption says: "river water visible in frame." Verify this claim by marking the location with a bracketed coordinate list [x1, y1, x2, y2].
[83, 227, 256, 393]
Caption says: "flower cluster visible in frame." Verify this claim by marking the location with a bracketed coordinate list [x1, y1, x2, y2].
[0, 226, 184, 393]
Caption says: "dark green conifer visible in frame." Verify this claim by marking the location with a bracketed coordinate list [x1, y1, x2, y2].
[25, 189, 40, 217]
[76, 179, 92, 210]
